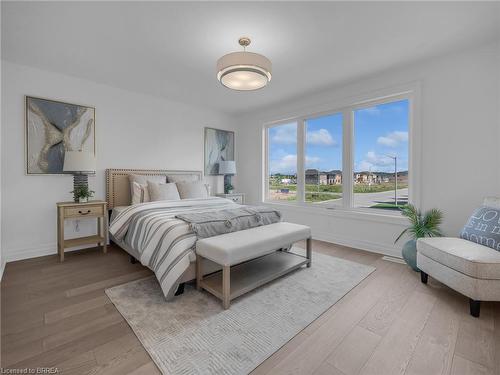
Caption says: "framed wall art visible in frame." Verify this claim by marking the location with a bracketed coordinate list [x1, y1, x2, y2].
[25, 96, 95, 175]
[204, 127, 234, 175]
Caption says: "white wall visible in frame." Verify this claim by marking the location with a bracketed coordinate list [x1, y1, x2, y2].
[1, 61, 236, 261]
[2, 42, 499, 263]
[0, 3, 3, 278]
[236, 42, 500, 257]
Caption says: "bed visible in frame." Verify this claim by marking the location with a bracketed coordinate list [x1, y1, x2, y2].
[106, 168, 241, 299]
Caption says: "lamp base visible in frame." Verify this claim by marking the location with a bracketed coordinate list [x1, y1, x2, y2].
[224, 175, 233, 194]
[73, 174, 89, 202]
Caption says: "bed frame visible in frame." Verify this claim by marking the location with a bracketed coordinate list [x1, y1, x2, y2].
[105, 168, 209, 294]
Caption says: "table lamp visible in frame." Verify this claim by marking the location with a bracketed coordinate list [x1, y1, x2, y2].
[218, 161, 236, 194]
[63, 151, 96, 202]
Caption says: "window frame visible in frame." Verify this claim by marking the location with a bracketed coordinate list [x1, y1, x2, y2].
[263, 83, 421, 216]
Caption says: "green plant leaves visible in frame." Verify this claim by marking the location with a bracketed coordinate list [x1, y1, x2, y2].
[395, 204, 444, 243]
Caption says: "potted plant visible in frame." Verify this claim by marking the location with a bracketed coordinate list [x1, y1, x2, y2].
[71, 185, 95, 203]
[395, 204, 443, 271]
[224, 182, 234, 194]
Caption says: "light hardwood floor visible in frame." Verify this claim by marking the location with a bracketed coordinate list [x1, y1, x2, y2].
[1, 241, 499, 375]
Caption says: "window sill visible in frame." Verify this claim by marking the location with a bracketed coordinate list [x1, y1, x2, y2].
[263, 200, 407, 226]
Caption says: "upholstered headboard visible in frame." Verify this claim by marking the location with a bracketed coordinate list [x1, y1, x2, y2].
[105, 168, 203, 209]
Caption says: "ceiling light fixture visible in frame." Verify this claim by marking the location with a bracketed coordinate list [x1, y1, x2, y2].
[216, 37, 272, 91]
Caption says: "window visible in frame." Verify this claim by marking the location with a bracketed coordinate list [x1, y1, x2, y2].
[265, 92, 414, 214]
[267, 122, 298, 202]
[353, 99, 409, 210]
[305, 113, 343, 206]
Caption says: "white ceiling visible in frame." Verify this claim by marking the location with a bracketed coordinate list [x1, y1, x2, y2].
[3, 1, 499, 115]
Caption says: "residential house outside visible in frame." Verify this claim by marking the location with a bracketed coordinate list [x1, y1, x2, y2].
[306, 169, 342, 185]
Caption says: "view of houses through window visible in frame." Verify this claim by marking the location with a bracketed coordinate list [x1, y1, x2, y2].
[268, 122, 298, 202]
[353, 99, 409, 209]
[267, 96, 410, 211]
[305, 113, 343, 205]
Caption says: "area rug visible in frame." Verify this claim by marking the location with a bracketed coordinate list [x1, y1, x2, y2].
[105, 252, 375, 375]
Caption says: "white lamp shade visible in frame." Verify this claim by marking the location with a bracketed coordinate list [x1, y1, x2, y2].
[63, 151, 96, 173]
[218, 160, 236, 175]
[216, 52, 272, 91]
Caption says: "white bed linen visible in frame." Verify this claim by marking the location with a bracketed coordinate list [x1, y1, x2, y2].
[109, 197, 238, 299]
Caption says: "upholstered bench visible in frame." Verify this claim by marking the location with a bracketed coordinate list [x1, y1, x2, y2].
[196, 222, 312, 309]
[417, 237, 500, 317]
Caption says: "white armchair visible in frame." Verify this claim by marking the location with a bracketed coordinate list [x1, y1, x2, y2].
[416, 198, 500, 317]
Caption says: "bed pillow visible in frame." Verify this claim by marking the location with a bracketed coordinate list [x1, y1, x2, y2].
[131, 182, 150, 204]
[148, 181, 181, 202]
[166, 174, 199, 183]
[176, 180, 209, 199]
[484, 197, 500, 209]
[460, 206, 500, 251]
[129, 174, 166, 204]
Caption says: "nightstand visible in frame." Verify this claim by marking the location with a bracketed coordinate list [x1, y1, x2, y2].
[56, 200, 108, 262]
[216, 193, 245, 204]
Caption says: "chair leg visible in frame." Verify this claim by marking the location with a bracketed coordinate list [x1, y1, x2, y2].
[469, 299, 480, 318]
[420, 271, 428, 284]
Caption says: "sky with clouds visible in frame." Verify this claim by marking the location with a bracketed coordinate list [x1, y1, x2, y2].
[269, 99, 409, 175]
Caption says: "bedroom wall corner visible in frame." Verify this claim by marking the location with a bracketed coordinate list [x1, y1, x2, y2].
[1, 61, 237, 262]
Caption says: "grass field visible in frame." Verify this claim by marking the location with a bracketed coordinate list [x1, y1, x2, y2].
[269, 181, 408, 208]
[305, 192, 342, 202]
[370, 202, 409, 210]
[270, 183, 407, 194]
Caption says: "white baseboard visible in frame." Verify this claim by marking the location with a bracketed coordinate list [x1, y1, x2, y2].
[313, 230, 402, 259]
[382, 255, 406, 264]
[0, 259, 6, 281]
[5, 243, 57, 262]
[4, 243, 92, 263]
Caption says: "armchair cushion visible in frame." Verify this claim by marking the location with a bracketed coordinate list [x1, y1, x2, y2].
[417, 237, 500, 280]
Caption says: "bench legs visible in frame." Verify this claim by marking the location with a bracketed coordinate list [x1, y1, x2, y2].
[196, 254, 202, 291]
[306, 237, 312, 268]
[222, 265, 231, 309]
[196, 254, 230, 309]
[196, 237, 311, 310]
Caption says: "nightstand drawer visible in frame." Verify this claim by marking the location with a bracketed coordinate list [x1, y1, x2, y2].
[64, 205, 104, 218]
[229, 196, 243, 204]
[215, 193, 245, 204]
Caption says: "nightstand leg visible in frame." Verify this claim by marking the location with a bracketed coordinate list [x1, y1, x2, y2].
[103, 214, 108, 254]
[98, 216, 107, 254]
[57, 207, 65, 262]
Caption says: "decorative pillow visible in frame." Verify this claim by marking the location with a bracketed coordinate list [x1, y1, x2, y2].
[129, 174, 166, 204]
[176, 181, 209, 199]
[460, 206, 500, 251]
[147, 181, 181, 202]
[131, 182, 150, 204]
[484, 197, 500, 209]
[166, 174, 199, 183]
